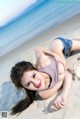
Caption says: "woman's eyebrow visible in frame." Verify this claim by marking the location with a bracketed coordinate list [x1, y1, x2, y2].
[31, 72, 34, 78]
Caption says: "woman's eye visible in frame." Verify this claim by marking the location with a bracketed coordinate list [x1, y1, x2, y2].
[33, 73, 36, 78]
[27, 82, 30, 87]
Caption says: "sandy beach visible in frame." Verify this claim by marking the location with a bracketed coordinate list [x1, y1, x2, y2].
[0, 13, 80, 119]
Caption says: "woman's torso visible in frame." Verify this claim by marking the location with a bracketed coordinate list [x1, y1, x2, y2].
[38, 55, 65, 87]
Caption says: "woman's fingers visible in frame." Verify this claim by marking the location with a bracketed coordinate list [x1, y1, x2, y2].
[54, 101, 64, 110]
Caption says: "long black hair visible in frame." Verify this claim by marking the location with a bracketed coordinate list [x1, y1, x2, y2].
[10, 61, 37, 115]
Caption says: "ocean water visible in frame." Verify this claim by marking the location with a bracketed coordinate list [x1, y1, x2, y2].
[0, 0, 80, 57]
[0, 0, 80, 111]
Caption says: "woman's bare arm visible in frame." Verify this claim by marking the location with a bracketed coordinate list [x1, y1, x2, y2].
[34, 48, 47, 68]
[60, 71, 73, 97]
[53, 71, 73, 110]
[37, 47, 60, 58]
[38, 79, 63, 99]
[35, 48, 67, 69]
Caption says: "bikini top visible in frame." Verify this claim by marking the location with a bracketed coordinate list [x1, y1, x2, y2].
[38, 58, 59, 88]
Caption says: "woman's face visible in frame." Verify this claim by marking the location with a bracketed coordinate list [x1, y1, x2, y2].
[21, 70, 46, 91]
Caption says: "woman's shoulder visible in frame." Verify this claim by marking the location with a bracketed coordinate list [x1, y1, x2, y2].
[35, 48, 51, 68]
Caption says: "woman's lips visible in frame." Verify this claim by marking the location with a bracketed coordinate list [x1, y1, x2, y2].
[36, 81, 41, 88]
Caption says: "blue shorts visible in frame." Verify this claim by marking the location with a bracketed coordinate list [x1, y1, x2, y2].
[57, 37, 73, 58]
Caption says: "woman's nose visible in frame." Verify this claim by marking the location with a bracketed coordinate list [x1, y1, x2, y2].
[32, 80, 39, 87]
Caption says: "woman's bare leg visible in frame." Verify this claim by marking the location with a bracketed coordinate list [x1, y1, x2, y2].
[49, 38, 80, 56]
[49, 39, 64, 56]
[48, 38, 80, 69]
[70, 39, 80, 53]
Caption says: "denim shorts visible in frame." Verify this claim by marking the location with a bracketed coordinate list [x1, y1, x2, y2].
[57, 37, 73, 58]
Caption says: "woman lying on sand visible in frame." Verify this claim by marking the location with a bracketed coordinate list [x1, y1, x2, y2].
[10, 37, 80, 115]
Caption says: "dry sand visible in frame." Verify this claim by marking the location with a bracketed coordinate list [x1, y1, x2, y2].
[0, 14, 80, 119]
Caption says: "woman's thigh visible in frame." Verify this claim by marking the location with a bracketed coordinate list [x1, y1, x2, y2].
[49, 37, 74, 58]
[70, 39, 80, 52]
[49, 38, 64, 56]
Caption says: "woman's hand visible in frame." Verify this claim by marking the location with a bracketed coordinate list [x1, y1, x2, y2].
[53, 94, 67, 110]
